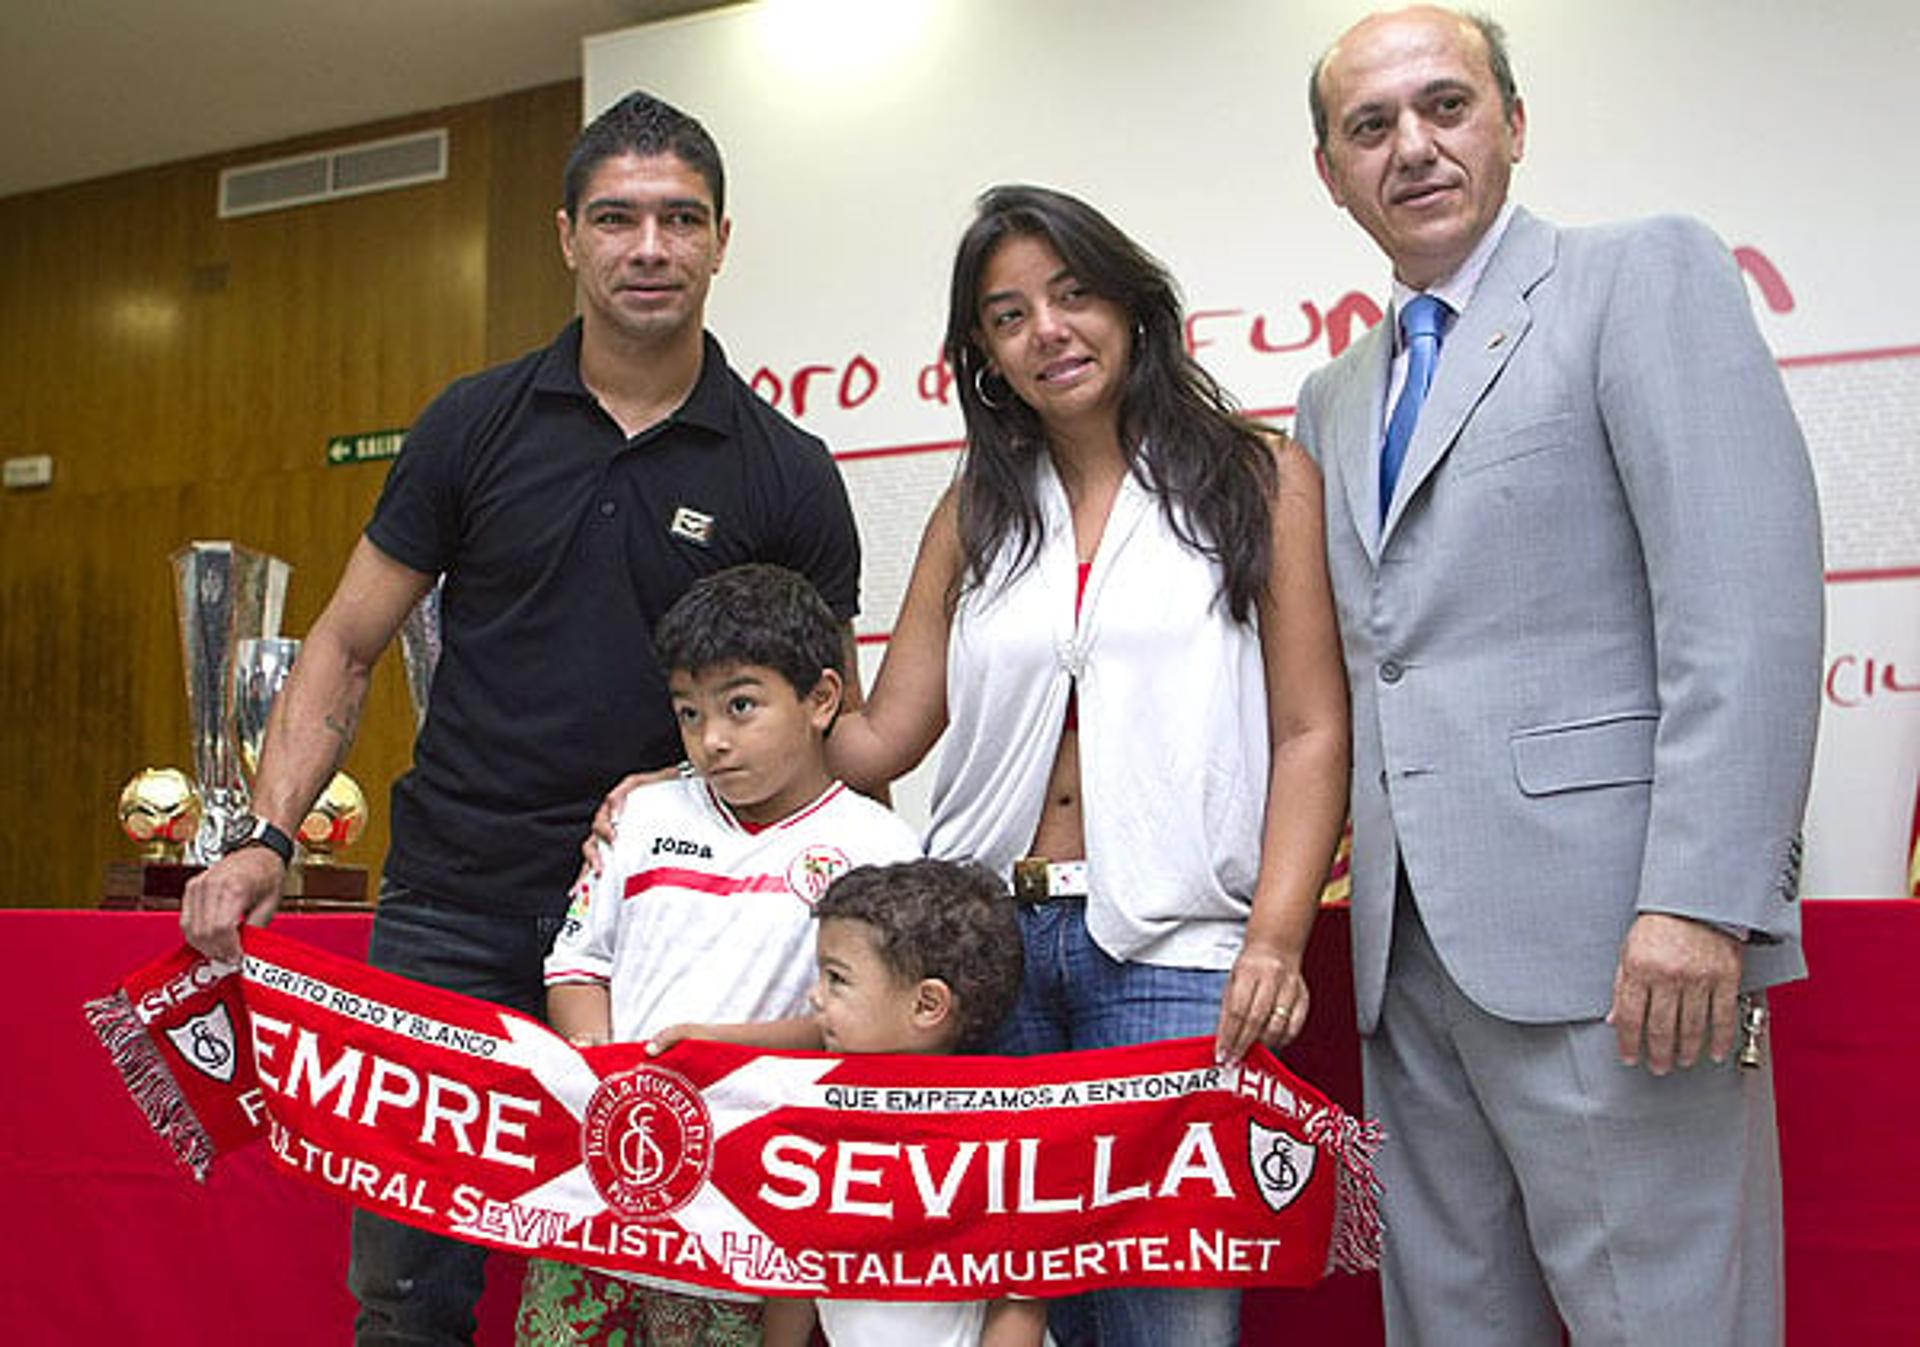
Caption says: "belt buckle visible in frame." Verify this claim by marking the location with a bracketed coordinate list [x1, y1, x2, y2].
[1012, 857, 1051, 904]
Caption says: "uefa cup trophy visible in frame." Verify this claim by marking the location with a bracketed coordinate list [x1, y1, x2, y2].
[170, 541, 291, 863]
[398, 577, 444, 730]
[233, 636, 301, 779]
[230, 634, 371, 905]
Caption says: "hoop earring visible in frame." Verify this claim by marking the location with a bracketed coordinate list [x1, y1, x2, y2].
[974, 365, 1011, 411]
[1133, 320, 1147, 348]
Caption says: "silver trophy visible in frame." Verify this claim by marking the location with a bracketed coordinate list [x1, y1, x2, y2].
[398, 576, 444, 730]
[170, 541, 292, 863]
[233, 637, 301, 781]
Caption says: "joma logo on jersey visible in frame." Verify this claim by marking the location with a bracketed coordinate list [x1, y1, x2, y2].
[651, 836, 714, 859]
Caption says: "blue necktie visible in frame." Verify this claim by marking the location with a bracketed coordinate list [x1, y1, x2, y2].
[1380, 293, 1447, 524]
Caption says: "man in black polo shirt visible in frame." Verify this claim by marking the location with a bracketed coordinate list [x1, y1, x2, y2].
[182, 91, 863, 1344]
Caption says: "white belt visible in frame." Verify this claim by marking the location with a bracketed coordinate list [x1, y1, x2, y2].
[1011, 857, 1089, 904]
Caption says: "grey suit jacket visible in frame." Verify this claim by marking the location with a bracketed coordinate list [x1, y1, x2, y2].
[1293, 208, 1823, 1032]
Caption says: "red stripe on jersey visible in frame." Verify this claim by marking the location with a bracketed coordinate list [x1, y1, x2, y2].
[622, 867, 790, 900]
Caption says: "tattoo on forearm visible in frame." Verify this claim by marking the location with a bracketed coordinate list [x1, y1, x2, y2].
[323, 711, 357, 750]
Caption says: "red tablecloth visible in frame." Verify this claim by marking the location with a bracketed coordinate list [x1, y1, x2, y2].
[0, 902, 1911, 1345]
[0, 912, 524, 1345]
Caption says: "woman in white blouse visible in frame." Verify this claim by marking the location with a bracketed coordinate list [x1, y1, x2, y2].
[827, 185, 1348, 1347]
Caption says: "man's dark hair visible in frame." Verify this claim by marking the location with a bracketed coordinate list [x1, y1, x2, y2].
[816, 861, 1024, 1052]
[1309, 8, 1519, 151]
[563, 90, 726, 219]
[651, 564, 843, 698]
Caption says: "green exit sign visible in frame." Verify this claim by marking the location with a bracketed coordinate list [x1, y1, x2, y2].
[326, 427, 408, 466]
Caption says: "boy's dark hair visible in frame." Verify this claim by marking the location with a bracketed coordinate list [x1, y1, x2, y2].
[816, 860, 1024, 1051]
[564, 89, 726, 220]
[651, 564, 843, 697]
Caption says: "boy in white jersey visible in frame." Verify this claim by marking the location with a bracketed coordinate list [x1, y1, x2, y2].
[515, 565, 920, 1347]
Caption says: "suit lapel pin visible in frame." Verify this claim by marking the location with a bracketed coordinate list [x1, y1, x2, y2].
[1487, 331, 1507, 349]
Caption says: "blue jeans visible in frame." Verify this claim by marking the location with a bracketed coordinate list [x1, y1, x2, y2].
[989, 899, 1242, 1347]
[348, 882, 566, 1346]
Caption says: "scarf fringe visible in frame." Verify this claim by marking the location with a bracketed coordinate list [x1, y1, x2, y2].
[1306, 1104, 1384, 1274]
[83, 990, 215, 1182]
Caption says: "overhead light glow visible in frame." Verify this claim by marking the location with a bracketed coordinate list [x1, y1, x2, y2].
[758, 0, 937, 77]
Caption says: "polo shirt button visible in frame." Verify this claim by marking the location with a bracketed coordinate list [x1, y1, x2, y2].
[1378, 769, 1389, 790]
[1379, 659, 1403, 684]
[598, 499, 616, 517]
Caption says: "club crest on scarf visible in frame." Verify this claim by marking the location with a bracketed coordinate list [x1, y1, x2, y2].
[582, 1065, 713, 1218]
[1248, 1119, 1315, 1212]
[163, 1002, 238, 1084]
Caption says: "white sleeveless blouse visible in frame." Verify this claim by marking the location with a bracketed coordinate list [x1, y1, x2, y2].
[926, 456, 1271, 969]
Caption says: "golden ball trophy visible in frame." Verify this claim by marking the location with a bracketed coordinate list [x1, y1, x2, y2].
[102, 769, 204, 908]
[285, 770, 372, 906]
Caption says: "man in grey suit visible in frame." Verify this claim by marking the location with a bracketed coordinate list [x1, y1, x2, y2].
[1293, 7, 1823, 1344]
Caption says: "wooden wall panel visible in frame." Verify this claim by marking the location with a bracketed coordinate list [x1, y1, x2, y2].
[486, 83, 583, 365]
[0, 82, 579, 907]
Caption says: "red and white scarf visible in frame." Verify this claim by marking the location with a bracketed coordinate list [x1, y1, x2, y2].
[87, 928, 1380, 1299]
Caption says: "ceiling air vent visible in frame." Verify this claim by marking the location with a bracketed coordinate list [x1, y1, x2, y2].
[218, 129, 448, 219]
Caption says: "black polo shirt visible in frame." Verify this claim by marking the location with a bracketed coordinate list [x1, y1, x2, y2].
[366, 321, 860, 915]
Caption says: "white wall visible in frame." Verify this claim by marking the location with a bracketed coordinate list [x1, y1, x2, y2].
[586, 0, 1920, 896]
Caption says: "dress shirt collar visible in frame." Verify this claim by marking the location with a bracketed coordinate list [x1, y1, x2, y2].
[1388, 201, 1517, 348]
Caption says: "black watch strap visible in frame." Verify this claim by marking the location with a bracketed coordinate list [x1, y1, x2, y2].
[240, 818, 296, 867]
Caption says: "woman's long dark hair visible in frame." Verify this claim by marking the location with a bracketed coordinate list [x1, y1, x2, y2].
[944, 185, 1277, 623]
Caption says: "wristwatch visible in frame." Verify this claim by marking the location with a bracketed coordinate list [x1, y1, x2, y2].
[221, 812, 296, 866]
